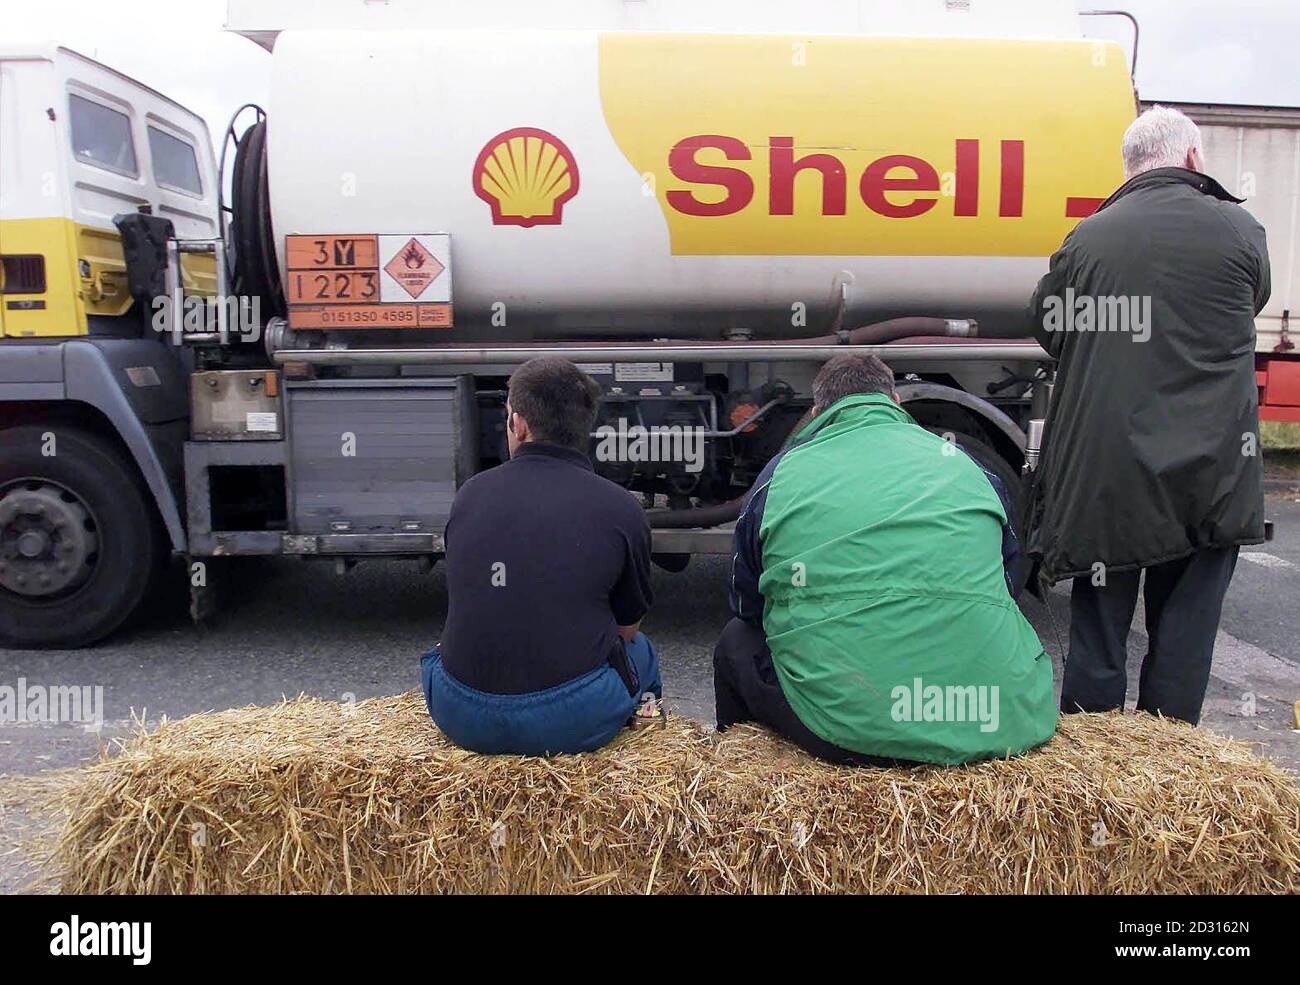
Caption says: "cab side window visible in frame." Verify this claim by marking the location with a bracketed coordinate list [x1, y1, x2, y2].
[148, 126, 202, 195]
[69, 93, 138, 176]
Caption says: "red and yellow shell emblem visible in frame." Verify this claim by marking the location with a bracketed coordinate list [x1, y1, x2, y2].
[472, 127, 580, 227]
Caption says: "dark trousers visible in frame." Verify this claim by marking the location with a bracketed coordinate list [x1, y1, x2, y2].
[1060, 546, 1239, 725]
[712, 617, 914, 768]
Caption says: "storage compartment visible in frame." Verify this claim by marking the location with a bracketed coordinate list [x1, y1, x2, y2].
[191, 370, 283, 440]
[285, 378, 460, 536]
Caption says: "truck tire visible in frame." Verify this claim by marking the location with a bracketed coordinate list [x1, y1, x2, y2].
[0, 425, 164, 648]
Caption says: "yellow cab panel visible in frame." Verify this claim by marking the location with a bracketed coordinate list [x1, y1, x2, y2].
[0, 44, 218, 338]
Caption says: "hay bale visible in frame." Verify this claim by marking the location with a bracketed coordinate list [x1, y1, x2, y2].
[53, 692, 1300, 894]
[0, 769, 78, 894]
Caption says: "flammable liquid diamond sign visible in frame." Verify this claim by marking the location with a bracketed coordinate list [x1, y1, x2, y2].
[383, 237, 445, 300]
[379, 234, 451, 304]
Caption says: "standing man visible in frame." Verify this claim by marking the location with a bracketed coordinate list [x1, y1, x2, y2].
[422, 357, 661, 755]
[1027, 106, 1271, 724]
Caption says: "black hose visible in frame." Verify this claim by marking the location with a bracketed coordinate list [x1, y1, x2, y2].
[792, 315, 979, 346]
[647, 495, 745, 530]
[231, 120, 283, 317]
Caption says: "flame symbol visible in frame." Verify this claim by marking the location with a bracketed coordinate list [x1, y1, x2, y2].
[402, 243, 425, 269]
[473, 127, 580, 227]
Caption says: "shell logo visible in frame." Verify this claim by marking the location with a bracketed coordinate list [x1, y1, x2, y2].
[472, 127, 580, 227]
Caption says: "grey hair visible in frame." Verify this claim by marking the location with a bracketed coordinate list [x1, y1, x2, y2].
[1121, 106, 1203, 179]
[811, 353, 896, 411]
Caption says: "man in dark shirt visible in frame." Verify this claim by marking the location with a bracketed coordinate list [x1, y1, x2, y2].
[422, 357, 661, 755]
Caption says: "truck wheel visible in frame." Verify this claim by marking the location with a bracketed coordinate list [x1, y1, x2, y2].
[0, 425, 164, 648]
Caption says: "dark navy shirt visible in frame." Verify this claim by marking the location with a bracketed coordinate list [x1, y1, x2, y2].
[439, 442, 654, 694]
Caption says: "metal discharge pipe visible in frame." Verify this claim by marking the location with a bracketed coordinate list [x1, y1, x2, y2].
[270, 316, 1031, 367]
[274, 341, 1048, 366]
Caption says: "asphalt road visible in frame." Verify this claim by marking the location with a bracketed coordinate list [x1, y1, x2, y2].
[2, 492, 1298, 892]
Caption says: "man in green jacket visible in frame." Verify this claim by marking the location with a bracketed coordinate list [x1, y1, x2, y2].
[714, 354, 1056, 766]
[1026, 106, 1270, 725]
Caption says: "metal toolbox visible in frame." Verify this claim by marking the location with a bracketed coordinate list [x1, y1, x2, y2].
[190, 370, 283, 440]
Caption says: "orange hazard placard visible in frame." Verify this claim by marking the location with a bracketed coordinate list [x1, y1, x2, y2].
[285, 236, 378, 270]
[289, 304, 453, 330]
[285, 234, 452, 330]
[287, 269, 379, 305]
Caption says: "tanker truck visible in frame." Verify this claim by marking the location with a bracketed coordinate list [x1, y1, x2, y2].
[0, 0, 1285, 647]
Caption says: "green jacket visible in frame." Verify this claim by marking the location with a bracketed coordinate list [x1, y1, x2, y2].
[731, 393, 1056, 764]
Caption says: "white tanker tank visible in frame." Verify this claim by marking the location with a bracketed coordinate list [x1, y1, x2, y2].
[228, 5, 1137, 340]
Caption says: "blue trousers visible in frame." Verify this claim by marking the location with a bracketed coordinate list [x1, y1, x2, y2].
[421, 633, 662, 756]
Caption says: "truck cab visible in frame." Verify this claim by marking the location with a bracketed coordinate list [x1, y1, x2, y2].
[0, 44, 218, 338]
[0, 46, 218, 646]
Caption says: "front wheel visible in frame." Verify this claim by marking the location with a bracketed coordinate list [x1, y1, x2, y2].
[0, 425, 164, 648]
